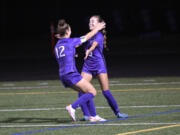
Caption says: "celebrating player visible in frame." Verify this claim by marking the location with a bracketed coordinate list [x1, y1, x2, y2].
[54, 19, 105, 122]
[78, 15, 128, 121]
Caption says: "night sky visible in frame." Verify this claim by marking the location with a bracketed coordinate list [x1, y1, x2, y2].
[1, 1, 179, 39]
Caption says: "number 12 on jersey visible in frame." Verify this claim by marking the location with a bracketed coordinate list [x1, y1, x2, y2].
[55, 46, 66, 58]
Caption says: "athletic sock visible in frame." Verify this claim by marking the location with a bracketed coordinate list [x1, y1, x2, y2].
[72, 93, 94, 109]
[102, 90, 120, 115]
[87, 98, 96, 116]
[79, 92, 96, 117]
[78, 92, 90, 116]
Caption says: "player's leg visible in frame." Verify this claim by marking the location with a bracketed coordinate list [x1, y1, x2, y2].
[78, 72, 106, 121]
[65, 75, 96, 121]
[78, 92, 90, 120]
[78, 72, 97, 120]
[81, 72, 93, 82]
[97, 73, 128, 118]
[70, 78, 97, 111]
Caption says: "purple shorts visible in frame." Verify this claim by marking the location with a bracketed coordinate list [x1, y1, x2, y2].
[82, 66, 107, 77]
[60, 72, 83, 87]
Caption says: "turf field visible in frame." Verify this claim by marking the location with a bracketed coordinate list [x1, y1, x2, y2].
[0, 77, 180, 135]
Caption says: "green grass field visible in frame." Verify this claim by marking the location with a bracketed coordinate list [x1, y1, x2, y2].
[0, 77, 180, 135]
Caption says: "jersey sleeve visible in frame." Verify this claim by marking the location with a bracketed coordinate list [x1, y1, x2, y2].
[71, 38, 82, 47]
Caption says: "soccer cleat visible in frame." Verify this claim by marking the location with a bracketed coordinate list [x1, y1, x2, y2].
[117, 112, 128, 118]
[89, 115, 106, 122]
[66, 104, 76, 122]
[79, 116, 90, 121]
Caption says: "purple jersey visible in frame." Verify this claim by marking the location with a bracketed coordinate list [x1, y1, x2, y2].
[82, 32, 107, 75]
[55, 38, 81, 76]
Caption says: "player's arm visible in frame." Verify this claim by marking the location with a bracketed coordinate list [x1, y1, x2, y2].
[83, 22, 105, 41]
[75, 22, 105, 48]
[84, 41, 98, 59]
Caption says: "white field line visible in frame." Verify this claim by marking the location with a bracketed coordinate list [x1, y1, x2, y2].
[2, 83, 15, 86]
[143, 80, 155, 82]
[0, 105, 180, 112]
[1, 123, 180, 128]
[0, 86, 60, 90]
[108, 82, 180, 86]
[1, 82, 180, 90]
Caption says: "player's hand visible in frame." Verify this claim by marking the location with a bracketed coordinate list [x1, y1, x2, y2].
[75, 53, 78, 58]
[84, 50, 90, 60]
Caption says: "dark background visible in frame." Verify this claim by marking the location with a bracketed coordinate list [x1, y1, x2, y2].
[1, 0, 180, 81]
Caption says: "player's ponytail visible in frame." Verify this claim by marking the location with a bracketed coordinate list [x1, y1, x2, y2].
[92, 15, 109, 51]
[102, 28, 109, 51]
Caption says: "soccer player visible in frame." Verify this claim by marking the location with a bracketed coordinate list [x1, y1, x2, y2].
[54, 19, 105, 122]
[78, 15, 128, 121]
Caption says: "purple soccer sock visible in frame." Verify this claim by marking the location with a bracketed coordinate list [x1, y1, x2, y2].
[78, 92, 90, 116]
[79, 92, 97, 117]
[72, 93, 94, 110]
[102, 90, 120, 115]
[87, 98, 97, 117]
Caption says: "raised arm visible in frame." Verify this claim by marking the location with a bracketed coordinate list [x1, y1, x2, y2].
[78, 22, 105, 46]
[84, 22, 105, 41]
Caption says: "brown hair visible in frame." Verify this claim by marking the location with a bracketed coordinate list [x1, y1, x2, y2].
[92, 15, 109, 51]
[56, 19, 70, 37]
